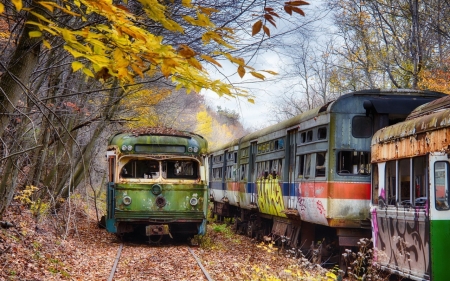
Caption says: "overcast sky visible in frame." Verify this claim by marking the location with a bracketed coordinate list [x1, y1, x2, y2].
[201, 1, 329, 131]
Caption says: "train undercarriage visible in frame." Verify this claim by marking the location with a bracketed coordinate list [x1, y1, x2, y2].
[211, 201, 371, 270]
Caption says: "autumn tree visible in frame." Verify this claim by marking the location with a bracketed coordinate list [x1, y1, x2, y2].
[328, 0, 450, 89]
[0, 0, 310, 221]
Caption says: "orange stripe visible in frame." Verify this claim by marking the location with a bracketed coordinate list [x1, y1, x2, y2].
[299, 181, 370, 200]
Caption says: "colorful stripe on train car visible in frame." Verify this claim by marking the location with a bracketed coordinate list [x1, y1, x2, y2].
[297, 181, 371, 227]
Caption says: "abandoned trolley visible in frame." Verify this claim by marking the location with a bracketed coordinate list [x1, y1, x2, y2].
[208, 89, 445, 266]
[105, 128, 208, 240]
[371, 95, 450, 281]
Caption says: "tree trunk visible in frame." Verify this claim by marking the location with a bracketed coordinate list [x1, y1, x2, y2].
[0, 1, 43, 137]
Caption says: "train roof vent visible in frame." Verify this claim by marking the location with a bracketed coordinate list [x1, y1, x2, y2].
[407, 95, 450, 120]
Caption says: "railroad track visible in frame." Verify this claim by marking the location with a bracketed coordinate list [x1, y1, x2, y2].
[108, 242, 213, 281]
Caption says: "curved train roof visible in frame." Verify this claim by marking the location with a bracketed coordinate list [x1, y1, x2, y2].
[372, 94, 450, 145]
[109, 127, 208, 154]
[210, 89, 444, 153]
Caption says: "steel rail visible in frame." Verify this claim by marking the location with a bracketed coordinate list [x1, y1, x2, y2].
[187, 246, 214, 281]
[108, 243, 123, 281]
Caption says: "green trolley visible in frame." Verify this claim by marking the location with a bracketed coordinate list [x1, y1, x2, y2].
[105, 127, 208, 241]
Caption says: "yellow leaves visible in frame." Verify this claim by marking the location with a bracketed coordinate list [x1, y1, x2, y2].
[28, 31, 42, 38]
[21, 0, 283, 99]
[182, 0, 192, 8]
[0, 3, 4, 14]
[11, 0, 22, 11]
[71, 61, 84, 72]
[326, 271, 337, 280]
[188, 58, 203, 71]
[250, 71, 265, 80]
[196, 109, 213, 138]
[200, 55, 222, 67]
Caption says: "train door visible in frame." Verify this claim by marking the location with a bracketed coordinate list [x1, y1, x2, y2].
[286, 129, 297, 209]
[106, 150, 117, 233]
[429, 152, 450, 280]
[249, 141, 257, 205]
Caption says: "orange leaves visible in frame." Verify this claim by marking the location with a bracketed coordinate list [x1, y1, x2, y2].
[252, 20, 263, 36]
[252, 1, 309, 37]
[284, 1, 309, 16]
[178, 44, 196, 59]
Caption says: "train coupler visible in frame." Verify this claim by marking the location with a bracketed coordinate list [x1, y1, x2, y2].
[146, 224, 173, 238]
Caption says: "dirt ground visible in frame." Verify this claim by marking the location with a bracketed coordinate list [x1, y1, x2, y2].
[0, 199, 342, 281]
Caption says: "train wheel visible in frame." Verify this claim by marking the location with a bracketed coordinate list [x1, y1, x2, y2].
[115, 233, 125, 242]
[247, 221, 254, 237]
[148, 235, 163, 244]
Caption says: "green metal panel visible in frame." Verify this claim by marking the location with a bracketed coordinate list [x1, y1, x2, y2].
[114, 183, 207, 219]
[109, 130, 208, 156]
[430, 219, 450, 280]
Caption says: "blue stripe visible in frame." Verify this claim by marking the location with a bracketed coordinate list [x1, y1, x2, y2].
[281, 182, 297, 196]
[246, 182, 256, 193]
[209, 181, 223, 190]
[209, 181, 298, 196]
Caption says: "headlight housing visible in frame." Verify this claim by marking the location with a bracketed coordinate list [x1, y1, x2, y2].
[122, 195, 132, 206]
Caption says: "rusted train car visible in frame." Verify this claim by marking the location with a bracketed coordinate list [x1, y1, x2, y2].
[208, 89, 445, 264]
[371, 95, 450, 280]
[104, 127, 209, 241]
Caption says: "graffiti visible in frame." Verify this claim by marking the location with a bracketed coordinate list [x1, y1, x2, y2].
[316, 200, 326, 215]
[297, 182, 328, 225]
[256, 176, 286, 217]
[373, 208, 430, 278]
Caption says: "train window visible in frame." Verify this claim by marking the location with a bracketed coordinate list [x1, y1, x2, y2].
[299, 154, 312, 178]
[121, 159, 160, 179]
[226, 164, 236, 180]
[240, 164, 247, 181]
[214, 155, 222, 163]
[298, 155, 305, 178]
[385, 161, 397, 206]
[271, 159, 282, 179]
[163, 160, 198, 179]
[108, 156, 115, 182]
[306, 130, 313, 142]
[413, 156, 427, 207]
[352, 116, 372, 138]
[434, 162, 450, 210]
[315, 152, 326, 177]
[398, 158, 411, 207]
[372, 164, 379, 205]
[318, 127, 327, 140]
[213, 168, 222, 180]
[279, 139, 284, 149]
[300, 132, 306, 143]
[305, 154, 312, 177]
[337, 151, 370, 176]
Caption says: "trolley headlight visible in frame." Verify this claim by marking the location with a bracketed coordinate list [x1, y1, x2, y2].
[151, 184, 162, 195]
[121, 145, 133, 151]
[122, 195, 132, 206]
[189, 197, 198, 206]
[155, 196, 166, 208]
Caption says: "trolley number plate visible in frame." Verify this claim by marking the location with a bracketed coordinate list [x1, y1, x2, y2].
[146, 225, 170, 236]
